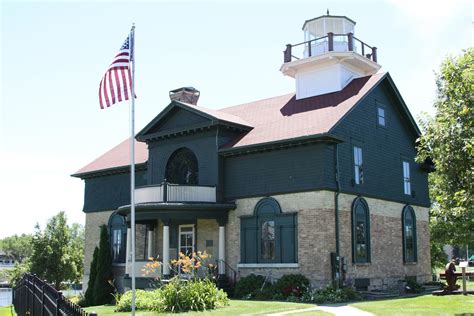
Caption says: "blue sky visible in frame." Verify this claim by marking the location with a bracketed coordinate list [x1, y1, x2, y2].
[0, 0, 472, 237]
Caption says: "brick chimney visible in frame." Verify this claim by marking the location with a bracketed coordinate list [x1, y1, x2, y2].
[169, 87, 200, 105]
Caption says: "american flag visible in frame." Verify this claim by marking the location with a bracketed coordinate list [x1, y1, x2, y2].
[99, 35, 133, 109]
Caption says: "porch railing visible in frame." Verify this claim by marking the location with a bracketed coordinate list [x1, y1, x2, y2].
[135, 182, 216, 204]
[283, 32, 377, 63]
[13, 273, 89, 316]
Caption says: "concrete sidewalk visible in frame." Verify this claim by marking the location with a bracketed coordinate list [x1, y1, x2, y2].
[267, 303, 374, 316]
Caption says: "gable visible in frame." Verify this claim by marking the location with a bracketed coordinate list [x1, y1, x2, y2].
[330, 76, 430, 207]
[147, 107, 210, 135]
[330, 74, 420, 138]
[137, 101, 253, 142]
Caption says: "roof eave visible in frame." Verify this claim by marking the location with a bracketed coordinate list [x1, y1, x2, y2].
[219, 133, 343, 156]
[71, 162, 147, 179]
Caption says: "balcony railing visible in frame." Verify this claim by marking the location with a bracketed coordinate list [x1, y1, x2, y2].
[135, 182, 216, 204]
[283, 32, 377, 63]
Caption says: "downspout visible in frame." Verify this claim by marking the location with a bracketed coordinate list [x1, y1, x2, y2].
[334, 142, 341, 287]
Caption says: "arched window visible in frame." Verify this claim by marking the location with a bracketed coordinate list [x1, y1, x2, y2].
[165, 148, 199, 185]
[109, 213, 127, 264]
[352, 197, 371, 263]
[402, 205, 417, 263]
[240, 198, 297, 264]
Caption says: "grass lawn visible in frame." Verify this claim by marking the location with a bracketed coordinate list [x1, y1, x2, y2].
[351, 293, 474, 316]
[0, 306, 13, 316]
[84, 300, 316, 315]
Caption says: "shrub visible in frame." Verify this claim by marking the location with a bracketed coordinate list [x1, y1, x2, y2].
[273, 274, 310, 298]
[234, 274, 270, 299]
[405, 277, 424, 294]
[115, 277, 228, 313]
[302, 286, 361, 304]
[115, 289, 162, 312]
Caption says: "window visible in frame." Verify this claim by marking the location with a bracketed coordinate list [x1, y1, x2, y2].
[353, 146, 364, 184]
[352, 197, 371, 263]
[377, 107, 385, 126]
[403, 161, 411, 195]
[402, 205, 417, 263]
[109, 213, 127, 264]
[261, 220, 275, 260]
[165, 148, 199, 184]
[240, 198, 297, 264]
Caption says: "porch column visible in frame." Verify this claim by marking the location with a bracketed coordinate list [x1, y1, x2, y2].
[147, 225, 154, 259]
[218, 225, 226, 275]
[162, 220, 170, 277]
[125, 227, 131, 275]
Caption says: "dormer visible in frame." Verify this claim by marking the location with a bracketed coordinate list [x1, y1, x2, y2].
[280, 13, 381, 99]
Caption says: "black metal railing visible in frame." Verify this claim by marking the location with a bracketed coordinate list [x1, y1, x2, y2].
[215, 259, 238, 287]
[13, 273, 89, 316]
[283, 32, 377, 63]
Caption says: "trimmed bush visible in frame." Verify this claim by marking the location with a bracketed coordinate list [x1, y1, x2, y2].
[273, 274, 310, 298]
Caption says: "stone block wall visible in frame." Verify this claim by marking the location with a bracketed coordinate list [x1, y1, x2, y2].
[83, 210, 114, 292]
[196, 219, 219, 259]
[226, 190, 431, 290]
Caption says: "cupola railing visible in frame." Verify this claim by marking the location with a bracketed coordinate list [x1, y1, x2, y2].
[283, 32, 377, 63]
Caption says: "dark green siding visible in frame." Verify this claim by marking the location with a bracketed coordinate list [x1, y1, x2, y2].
[148, 107, 209, 134]
[331, 82, 430, 206]
[147, 130, 219, 187]
[83, 170, 147, 212]
[224, 143, 334, 199]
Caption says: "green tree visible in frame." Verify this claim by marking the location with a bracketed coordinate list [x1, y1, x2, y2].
[30, 212, 78, 289]
[417, 48, 474, 266]
[0, 234, 33, 262]
[84, 247, 99, 306]
[93, 225, 114, 305]
[69, 223, 85, 282]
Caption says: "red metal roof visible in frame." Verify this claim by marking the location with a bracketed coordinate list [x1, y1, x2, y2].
[73, 138, 147, 177]
[73, 73, 385, 177]
[221, 73, 385, 148]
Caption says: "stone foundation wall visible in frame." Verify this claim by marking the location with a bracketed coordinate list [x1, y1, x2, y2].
[227, 191, 431, 290]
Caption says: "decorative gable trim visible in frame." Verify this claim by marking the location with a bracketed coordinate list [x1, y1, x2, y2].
[137, 101, 253, 142]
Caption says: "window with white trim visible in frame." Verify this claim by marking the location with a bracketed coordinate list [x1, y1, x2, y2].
[354, 146, 364, 184]
[377, 107, 385, 126]
[403, 161, 411, 195]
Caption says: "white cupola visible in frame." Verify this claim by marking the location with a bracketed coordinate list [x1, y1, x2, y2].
[280, 13, 381, 99]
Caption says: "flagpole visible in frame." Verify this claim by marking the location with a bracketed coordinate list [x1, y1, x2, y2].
[129, 23, 137, 316]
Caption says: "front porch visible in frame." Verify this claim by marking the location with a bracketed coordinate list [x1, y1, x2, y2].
[117, 188, 235, 289]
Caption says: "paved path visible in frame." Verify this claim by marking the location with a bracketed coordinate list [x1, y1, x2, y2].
[267, 303, 374, 316]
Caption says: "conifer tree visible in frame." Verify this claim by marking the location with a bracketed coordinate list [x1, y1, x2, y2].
[93, 225, 114, 305]
[84, 247, 98, 306]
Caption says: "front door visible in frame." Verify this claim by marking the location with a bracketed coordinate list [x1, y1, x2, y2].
[178, 224, 195, 257]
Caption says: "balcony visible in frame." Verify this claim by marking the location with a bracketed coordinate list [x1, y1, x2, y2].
[283, 33, 377, 64]
[135, 183, 216, 204]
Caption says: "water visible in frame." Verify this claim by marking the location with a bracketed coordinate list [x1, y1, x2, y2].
[0, 288, 12, 307]
[0, 288, 81, 307]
